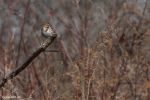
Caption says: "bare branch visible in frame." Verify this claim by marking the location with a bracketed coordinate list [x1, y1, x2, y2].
[0, 35, 57, 89]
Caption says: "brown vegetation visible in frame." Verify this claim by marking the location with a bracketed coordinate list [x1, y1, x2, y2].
[0, 0, 150, 100]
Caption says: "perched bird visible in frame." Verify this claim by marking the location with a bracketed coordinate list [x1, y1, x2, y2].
[41, 23, 56, 38]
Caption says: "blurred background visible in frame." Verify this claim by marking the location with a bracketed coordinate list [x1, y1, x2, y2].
[0, 0, 150, 99]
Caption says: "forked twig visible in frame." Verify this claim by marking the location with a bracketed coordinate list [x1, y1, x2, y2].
[0, 35, 57, 89]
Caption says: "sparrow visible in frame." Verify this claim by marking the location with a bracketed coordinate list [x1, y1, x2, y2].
[41, 23, 56, 38]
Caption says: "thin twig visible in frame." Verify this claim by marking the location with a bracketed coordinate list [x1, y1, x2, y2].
[44, 50, 60, 52]
[15, 0, 31, 67]
[0, 35, 57, 89]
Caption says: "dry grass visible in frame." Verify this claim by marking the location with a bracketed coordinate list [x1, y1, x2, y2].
[0, 0, 150, 100]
